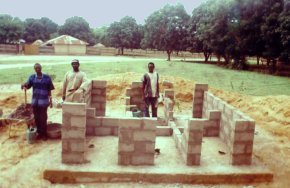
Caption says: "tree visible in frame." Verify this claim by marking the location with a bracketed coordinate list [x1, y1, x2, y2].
[188, 1, 215, 62]
[260, 0, 284, 72]
[142, 4, 190, 61]
[23, 17, 58, 43]
[58, 16, 94, 45]
[107, 16, 143, 55]
[0, 14, 24, 44]
[278, 0, 290, 64]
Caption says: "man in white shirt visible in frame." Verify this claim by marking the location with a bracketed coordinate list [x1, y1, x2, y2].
[62, 59, 89, 102]
[141, 62, 160, 117]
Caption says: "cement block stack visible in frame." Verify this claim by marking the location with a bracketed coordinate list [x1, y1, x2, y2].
[180, 119, 204, 166]
[62, 102, 87, 164]
[129, 82, 144, 111]
[118, 118, 157, 165]
[91, 80, 107, 116]
[231, 119, 255, 165]
[203, 110, 221, 137]
[192, 84, 208, 118]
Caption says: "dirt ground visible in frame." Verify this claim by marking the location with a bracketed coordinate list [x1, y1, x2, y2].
[0, 73, 290, 188]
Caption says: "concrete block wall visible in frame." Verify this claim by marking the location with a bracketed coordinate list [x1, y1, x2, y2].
[118, 118, 157, 165]
[86, 113, 119, 136]
[192, 84, 208, 118]
[202, 91, 256, 165]
[62, 102, 87, 164]
[91, 80, 107, 116]
[203, 110, 222, 137]
[170, 119, 204, 166]
[125, 82, 144, 112]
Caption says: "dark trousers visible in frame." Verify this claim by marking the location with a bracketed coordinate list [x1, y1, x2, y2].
[32, 106, 48, 137]
[144, 97, 158, 117]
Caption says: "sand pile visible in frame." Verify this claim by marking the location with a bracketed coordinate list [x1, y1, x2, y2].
[8, 104, 33, 120]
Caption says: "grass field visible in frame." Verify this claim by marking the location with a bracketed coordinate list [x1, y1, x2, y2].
[0, 56, 289, 96]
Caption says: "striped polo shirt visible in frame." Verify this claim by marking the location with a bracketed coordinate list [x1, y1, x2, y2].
[26, 74, 55, 107]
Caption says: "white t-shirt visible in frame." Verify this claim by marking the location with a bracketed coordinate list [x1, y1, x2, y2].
[147, 72, 158, 97]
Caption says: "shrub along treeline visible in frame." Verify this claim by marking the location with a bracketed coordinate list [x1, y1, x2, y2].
[0, 0, 289, 72]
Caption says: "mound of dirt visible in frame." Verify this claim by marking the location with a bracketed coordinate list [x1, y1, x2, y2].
[8, 104, 33, 120]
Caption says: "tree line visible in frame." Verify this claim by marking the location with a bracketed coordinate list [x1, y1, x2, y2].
[0, 0, 289, 70]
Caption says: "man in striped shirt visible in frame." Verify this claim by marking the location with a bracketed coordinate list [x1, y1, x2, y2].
[21, 63, 55, 140]
[141, 62, 160, 117]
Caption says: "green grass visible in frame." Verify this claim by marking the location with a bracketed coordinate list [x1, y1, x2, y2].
[0, 58, 289, 96]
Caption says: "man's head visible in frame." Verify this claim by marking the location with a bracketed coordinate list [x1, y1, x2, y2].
[71, 59, 80, 72]
[148, 62, 155, 73]
[34, 63, 42, 74]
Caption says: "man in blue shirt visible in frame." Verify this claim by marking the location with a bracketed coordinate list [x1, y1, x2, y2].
[21, 63, 54, 140]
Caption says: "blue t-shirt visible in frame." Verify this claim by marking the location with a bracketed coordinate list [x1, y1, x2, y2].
[26, 74, 55, 107]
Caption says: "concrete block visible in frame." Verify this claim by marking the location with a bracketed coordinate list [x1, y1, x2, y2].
[91, 88, 102, 95]
[112, 127, 119, 136]
[142, 118, 157, 130]
[134, 141, 146, 152]
[90, 102, 101, 109]
[186, 154, 201, 166]
[62, 114, 71, 127]
[71, 116, 86, 128]
[70, 140, 86, 152]
[118, 143, 134, 152]
[62, 152, 85, 164]
[187, 145, 202, 154]
[234, 132, 255, 142]
[188, 119, 205, 131]
[125, 88, 131, 97]
[195, 84, 208, 91]
[102, 117, 119, 127]
[62, 140, 70, 152]
[62, 127, 86, 139]
[91, 95, 106, 103]
[86, 117, 102, 126]
[131, 154, 154, 165]
[119, 118, 142, 129]
[95, 110, 105, 117]
[145, 142, 155, 153]
[231, 154, 252, 165]
[232, 144, 246, 154]
[95, 127, 112, 136]
[62, 102, 86, 116]
[119, 129, 133, 143]
[86, 108, 96, 118]
[194, 91, 204, 98]
[209, 110, 221, 120]
[131, 81, 142, 88]
[92, 80, 107, 89]
[133, 130, 156, 142]
[118, 153, 131, 165]
[235, 120, 255, 132]
[157, 126, 172, 136]
[193, 98, 203, 105]
[86, 126, 95, 136]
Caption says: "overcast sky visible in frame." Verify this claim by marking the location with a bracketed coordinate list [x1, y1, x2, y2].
[0, 0, 204, 27]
